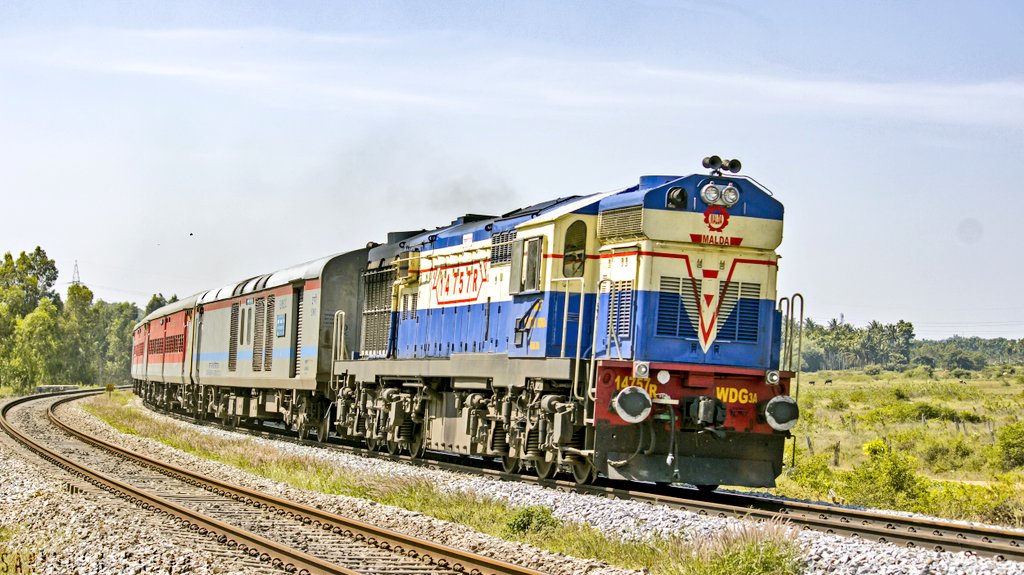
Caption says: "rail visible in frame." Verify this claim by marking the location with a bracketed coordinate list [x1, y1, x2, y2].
[149, 402, 1024, 563]
[1, 391, 550, 575]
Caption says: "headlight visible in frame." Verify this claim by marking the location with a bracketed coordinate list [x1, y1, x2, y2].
[764, 395, 799, 431]
[700, 184, 720, 204]
[612, 386, 653, 424]
[722, 185, 740, 206]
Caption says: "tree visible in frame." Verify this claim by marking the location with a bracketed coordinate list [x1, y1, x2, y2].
[0, 246, 60, 316]
[8, 298, 63, 390]
[62, 283, 98, 384]
[93, 300, 141, 383]
[144, 293, 178, 316]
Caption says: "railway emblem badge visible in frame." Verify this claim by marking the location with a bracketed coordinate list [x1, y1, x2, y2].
[703, 206, 730, 232]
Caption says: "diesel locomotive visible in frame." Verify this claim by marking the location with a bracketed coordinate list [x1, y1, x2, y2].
[133, 157, 801, 488]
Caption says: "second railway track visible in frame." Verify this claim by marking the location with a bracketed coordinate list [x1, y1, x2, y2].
[1, 390, 551, 575]
[145, 397, 1024, 563]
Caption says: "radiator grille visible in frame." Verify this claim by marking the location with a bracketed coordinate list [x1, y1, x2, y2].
[604, 280, 634, 340]
[490, 230, 517, 264]
[252, 298, 265, 371]
[263, 295, 275, 371]
[361, 267, 396, 356]
[401, 292, 419, 320]
[294, 291, 304, 375]
[228, 303, 239, 372]
[656, 276, 702, 338]
[717, 282, 761, 342]
[598, 206, 644, 240]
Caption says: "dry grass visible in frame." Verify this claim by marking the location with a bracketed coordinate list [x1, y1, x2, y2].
[0, 526, 35, 575]
[84, 392, 803, 575]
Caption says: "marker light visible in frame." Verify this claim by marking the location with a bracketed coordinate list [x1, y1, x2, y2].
[722, 185, 740, 206]
[765, 370, 781, 386]
[634, 361, 651, 378]
[656, 370, 671, 385]
[701, 184, 721, 204]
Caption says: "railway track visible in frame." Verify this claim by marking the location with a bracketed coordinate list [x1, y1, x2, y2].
[0, 390, 551, 575]
[147, 399, 1024, 563]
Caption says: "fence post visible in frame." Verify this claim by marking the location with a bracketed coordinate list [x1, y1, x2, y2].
[832, 442, 840, 466]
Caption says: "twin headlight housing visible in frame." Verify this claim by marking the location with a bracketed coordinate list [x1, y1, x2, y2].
[700, 183, 740, 207]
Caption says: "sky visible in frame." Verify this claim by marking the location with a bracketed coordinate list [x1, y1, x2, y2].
[1, 1, 1022, 340]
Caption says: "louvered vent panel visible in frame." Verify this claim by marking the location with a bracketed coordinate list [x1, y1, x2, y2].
[605, 280, 634, 340]
[228, 303, 239, 372]
[657, 276, 701, 338]
[717, 282, 761, 343]
[252, 298, 265, 371]
[294, 291, 304, 374]
[263, 295, 275, 371]
[410, 292, 418, 319]
[598, 206, 644, 240]
[490, 230, 517, 264]
[361, 267, 396, 356]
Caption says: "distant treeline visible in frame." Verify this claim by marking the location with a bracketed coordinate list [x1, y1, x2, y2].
[0, 246, 177, 392]
[801, 318, 1023, 372]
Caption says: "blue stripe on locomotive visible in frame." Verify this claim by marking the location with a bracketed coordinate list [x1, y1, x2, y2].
[391, 290, 779, 370]
[393, 293, 598, 359]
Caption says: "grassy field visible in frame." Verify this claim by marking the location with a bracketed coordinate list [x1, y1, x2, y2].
[772, 365, 1024, 525]
[83, 392, 802, 575]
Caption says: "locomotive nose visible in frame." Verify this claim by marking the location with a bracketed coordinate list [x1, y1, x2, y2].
[764, 395, 799, 431]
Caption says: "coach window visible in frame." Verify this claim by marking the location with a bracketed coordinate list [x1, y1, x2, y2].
[562, 221, 587, 278]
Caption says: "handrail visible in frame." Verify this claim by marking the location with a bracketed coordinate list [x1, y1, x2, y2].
[588, 278, 622, 403]
[332, 310, 346, 363]
[550, 277, 585, 401]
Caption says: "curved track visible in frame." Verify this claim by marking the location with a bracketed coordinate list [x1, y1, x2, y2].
[148, 399, 1024, 563]
[1, 390, 551, 575]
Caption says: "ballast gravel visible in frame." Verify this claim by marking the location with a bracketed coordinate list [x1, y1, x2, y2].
[0, 399, 277, 575]
[55, 397, 1024, 575]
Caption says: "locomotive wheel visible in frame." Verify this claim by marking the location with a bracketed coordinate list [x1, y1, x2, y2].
[533, 458, 557, 480]
[366, 437, 381, 451]
[500, 455, 520, 474]
[386, 439, 401, 456]
[408, 430, 426, 459]
[316, 417, 330, 443]
[695, 484, 719, 494]
[569, 458, 595, 485]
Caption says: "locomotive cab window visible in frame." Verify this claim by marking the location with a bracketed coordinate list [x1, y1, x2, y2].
[510, 236, 543, 294]
[562, 220, 587, 278]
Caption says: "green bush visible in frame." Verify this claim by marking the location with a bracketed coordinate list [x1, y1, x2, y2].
[504, 505, 561, 536]
[863, 401, 985, 425]
[891, 386, 910, 401]
[841, 441, 928, 511]
[825, 395, 849, 411]
[786, 453, 837, 494]
[998, 422, 1024, 470]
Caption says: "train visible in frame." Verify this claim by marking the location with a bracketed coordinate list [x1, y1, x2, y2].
[132, 156, 801, 489]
